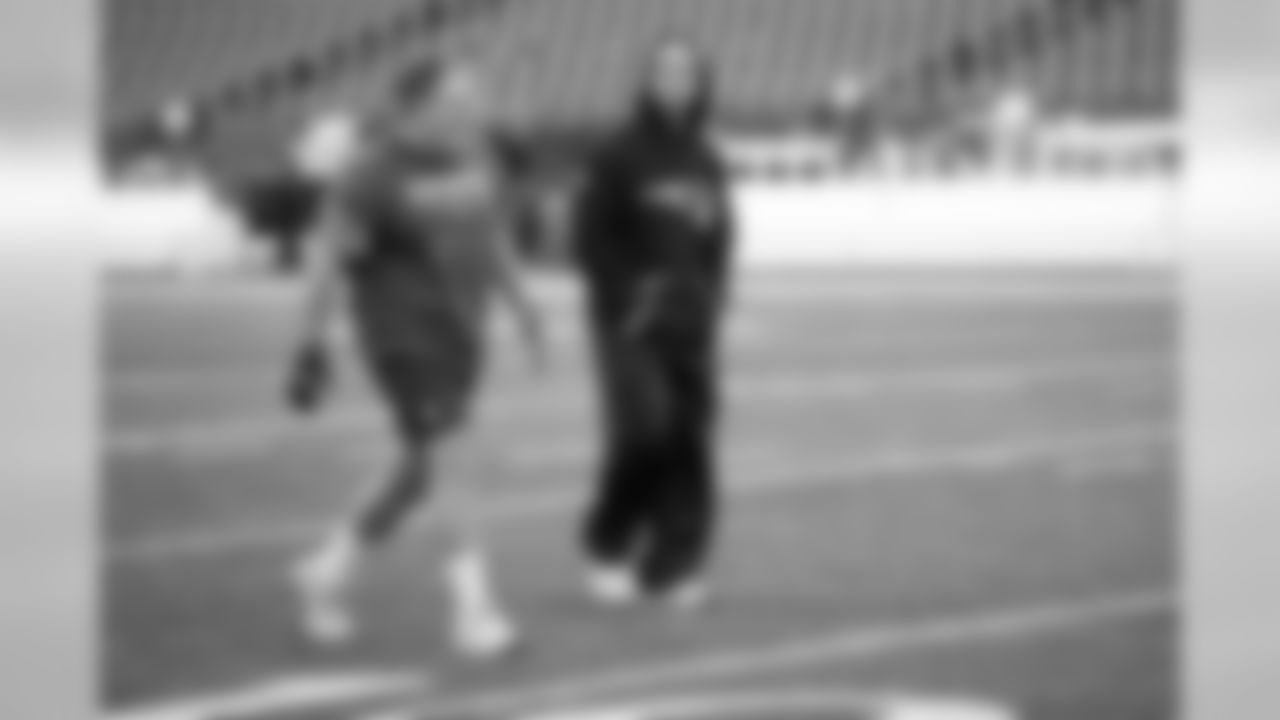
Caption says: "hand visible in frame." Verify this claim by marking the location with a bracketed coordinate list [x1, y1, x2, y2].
[286, 341, 332, 415]
[623, 276, 664, 343]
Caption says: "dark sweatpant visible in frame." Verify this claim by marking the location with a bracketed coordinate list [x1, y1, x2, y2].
[583, 312, 720, 594]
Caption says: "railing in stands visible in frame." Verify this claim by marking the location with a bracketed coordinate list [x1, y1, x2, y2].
[105, 0, 514, 177]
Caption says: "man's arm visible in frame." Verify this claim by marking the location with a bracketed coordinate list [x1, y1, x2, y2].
[491, 215, 548, 372]
[570, 148, 623, 276]
[294, 196, 355, 351]
[629, 166, 737, 337]
[286, 191, 359, 414]
[571, 146, 668, 338]
[709, 181, 738, 312]
[622, 273, 667, 339]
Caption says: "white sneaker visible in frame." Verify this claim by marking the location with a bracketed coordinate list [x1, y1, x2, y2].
[291, 541, 358, 647]
[443, 548, 520, 661]
[452, 611, 521, 661]
[664, 581, 711, 614]
[586, 564, 640, 608]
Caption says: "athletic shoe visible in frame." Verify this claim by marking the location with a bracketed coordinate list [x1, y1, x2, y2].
[291, 551, 357, 647]
[586, 564, 640, 608]
[662, 580, 711, 614]
[451, 611, 521, 661]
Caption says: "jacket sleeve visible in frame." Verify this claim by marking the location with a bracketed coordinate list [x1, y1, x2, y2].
[705, 158, 738, 310]
[571, 145, 631, 282]
[576, 149, 614, 272]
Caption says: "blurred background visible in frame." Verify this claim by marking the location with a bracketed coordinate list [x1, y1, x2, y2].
[0, 1, 1273, 719]
[99, 0, 1179, 273]
[97, 4, 1187, 720]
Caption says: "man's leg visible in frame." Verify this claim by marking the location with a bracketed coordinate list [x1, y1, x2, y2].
[294, 396, 517, 657]
[356, 438, 435, 544]
[584, 434, 656, 564]
[582, 332, 666, 586]
[431, 412, 519, 659]
[639, 348, 719, 607]
[293, 408, 436, 646]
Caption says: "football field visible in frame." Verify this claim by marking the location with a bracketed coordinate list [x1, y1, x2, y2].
[104, 267, 1178, 720]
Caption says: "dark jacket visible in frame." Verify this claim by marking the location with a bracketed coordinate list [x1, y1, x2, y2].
[573, 100, 735, 341]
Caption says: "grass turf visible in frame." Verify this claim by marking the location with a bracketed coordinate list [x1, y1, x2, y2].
[103, 267, 1178, 720]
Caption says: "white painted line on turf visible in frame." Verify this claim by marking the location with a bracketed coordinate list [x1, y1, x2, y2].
[884, 697, 1016, 720]
[108, 270, 1171, 298]
[497, 688, 1016, 720]
[107, 669, 428, 720]
[733, 276, 1173, 303]
[368, 590, 1170, 720]
[110, 422, 1171, 566]
[108, 352, 1167, 458]
[110, 317, 776, 396]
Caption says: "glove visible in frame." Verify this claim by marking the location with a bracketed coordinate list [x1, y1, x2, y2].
[286, 342, 332, 415]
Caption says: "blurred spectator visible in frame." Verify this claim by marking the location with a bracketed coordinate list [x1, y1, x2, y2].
[112, 96, 207, 184]
[816, 71, 876, 165]
[984, 86, 1039, 172]
[293, 110, 363, 182]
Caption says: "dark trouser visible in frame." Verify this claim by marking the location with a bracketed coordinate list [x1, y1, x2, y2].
[583, 311, 720, 594]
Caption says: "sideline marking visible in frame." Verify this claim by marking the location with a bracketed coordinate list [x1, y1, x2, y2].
[107, 351, 1172, 456]
[110, 590, 1167, 720]
[366, 591, 1169, 720]
[108, 669, 428, 720]
[110, 423, 1171, 565]
[110, 316, 774, 396]
[500, 689, 1016, 720]
[107, 353, 1166, 457]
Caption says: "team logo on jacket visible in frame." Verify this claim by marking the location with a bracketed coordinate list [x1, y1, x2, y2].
[644, 179, 721, 230]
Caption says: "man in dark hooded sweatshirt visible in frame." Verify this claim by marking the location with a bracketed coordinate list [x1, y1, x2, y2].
[573, 41, 735, 611]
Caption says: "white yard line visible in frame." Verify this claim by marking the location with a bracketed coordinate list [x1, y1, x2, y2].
[105, 591, 1169, 720]
[504, 689, 1018, 720]
[739, 283, 1173, 303]
[110, 423, 1171, 566]
[105, 271, 1172, 306]
[108, 670, 429, 720]
[107, 353, 1167, 458]
[378, 590, 1170, 720]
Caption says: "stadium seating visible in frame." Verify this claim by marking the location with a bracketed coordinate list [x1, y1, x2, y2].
[107, 0, 411, 124]
[106, 0, 1176, 181]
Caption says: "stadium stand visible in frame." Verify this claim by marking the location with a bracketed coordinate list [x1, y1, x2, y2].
[101, 0, 1178, 271]
[106, 0, 1176, 179]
